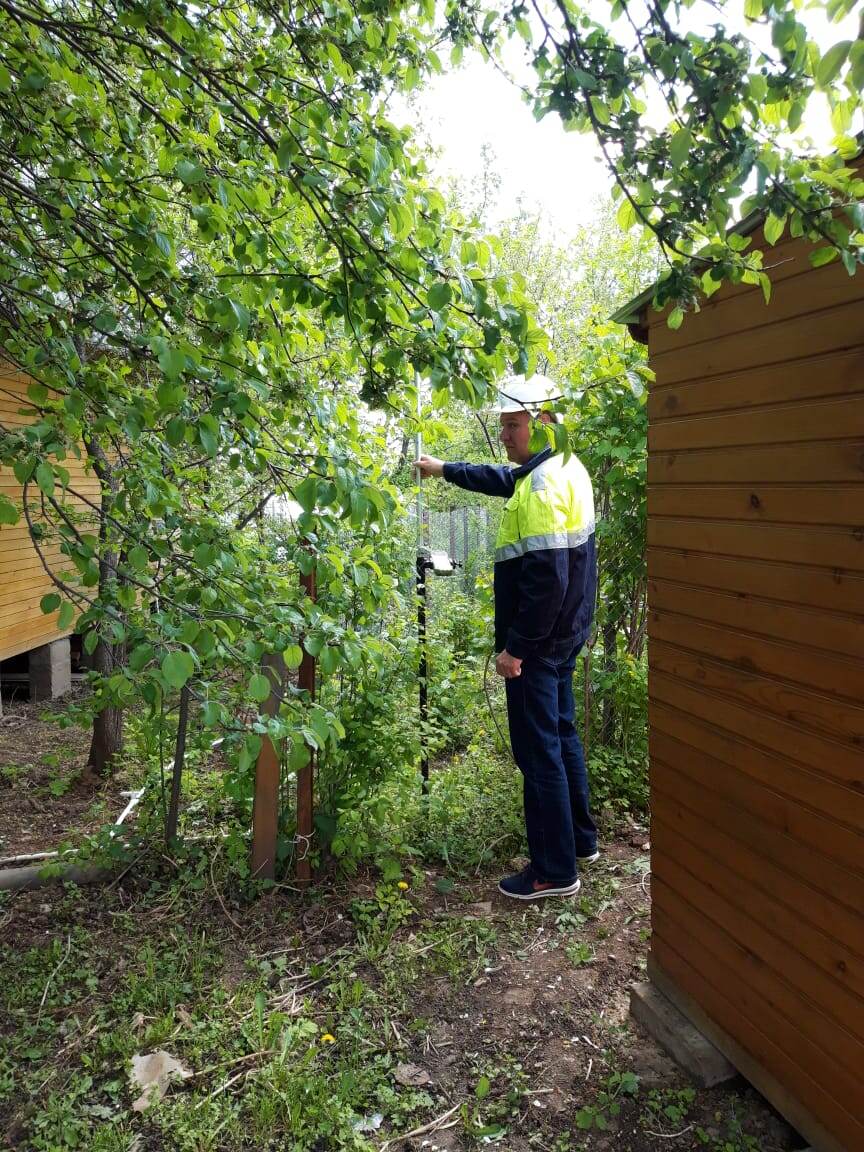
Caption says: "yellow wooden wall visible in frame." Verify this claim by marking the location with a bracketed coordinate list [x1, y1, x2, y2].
[643, 221, 864, 1151]
[0, 362, 99, 662]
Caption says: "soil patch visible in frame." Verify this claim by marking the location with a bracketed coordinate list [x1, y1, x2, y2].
[0, 690, 128, 859]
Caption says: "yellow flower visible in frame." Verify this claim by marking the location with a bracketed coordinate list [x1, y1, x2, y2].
[397, 881, 409, 890]
[321, 1033, 336, 1044]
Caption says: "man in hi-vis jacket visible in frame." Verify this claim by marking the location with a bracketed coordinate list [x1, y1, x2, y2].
[416, 374, 598, 900]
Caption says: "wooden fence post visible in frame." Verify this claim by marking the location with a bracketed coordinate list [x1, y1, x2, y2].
[296, 563, 316, 885]
[250, 652, 286, 881]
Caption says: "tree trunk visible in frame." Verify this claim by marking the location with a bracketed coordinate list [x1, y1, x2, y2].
[166, 684, 190, 845]
[84, 433, 125, 775]
[86, 635, 125, 775]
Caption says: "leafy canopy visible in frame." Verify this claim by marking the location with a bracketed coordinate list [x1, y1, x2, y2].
[447, 0, 864, 312]
[0, 0, 542, 752]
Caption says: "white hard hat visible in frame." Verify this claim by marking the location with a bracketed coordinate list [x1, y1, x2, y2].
[488, 373, 563, 415]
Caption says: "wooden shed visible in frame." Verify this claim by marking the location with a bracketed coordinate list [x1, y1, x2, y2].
[613, 211, 864, 1151]
[0, 361, 96, 697]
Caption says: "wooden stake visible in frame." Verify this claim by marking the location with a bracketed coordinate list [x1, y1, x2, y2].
[250, 652, 285, 882]
[296, 565, 316, 885]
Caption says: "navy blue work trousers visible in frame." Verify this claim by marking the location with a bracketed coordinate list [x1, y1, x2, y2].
[505, 643, 597, 884]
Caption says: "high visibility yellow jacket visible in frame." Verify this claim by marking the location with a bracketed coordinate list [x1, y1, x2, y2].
[443, 448, 596, 658]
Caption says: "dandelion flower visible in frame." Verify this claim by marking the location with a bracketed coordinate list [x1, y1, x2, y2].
[397, 881, 409, 890]
[321, 1033, 336, 1044]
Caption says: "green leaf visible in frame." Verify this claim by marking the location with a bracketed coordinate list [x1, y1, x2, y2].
[166, 417, 186, 447]
[616, 198, 638, 231]
[249, 673, 271, 703]
[229, 299, 250, 333]
[35, 462, 54, 497]
[176, 159, 206, 185]
[0, 495, 19, 525]
[198, 415, 219, 457]
[763, 213, 786, 245]
[127, 545, 149, 571]
[810, 246, 838, 268]
[40, 593, 61, 614]
[283, 644, 304, 669]
[277, 133, 297, 171]
[202, 700, 221, 727]
[850, 42, 864, 92]
[57, 601, 75, 630]
[816, 40, 851, 89]
[162, 650, 195, 689]
[427, 281, 452, 311]
[128, 644, 154, 672]
[288, 742, 311, 771]
[157, 344, 186, 378]
[475, 1075, 491, 1100]
[669, 128, 691, 170]
[303, 634, 324, 658]
[294, 475, 318, 513]
[667, 307, 684, 330]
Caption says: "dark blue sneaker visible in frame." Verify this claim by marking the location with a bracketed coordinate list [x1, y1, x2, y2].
[497, 866, 581, 901]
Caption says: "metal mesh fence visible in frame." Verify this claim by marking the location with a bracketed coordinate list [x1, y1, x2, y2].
[408, 506, 496, 591]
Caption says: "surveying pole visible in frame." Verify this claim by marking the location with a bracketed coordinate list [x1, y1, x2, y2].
[415, 374, 430, 792]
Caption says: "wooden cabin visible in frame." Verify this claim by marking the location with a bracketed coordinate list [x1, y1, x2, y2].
[0, 361, 97, 697]
[614, 203, 864, 1149]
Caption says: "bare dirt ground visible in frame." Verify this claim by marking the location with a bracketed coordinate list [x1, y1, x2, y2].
[0, 691, 129, 860]
[1, 706, 807, 1152]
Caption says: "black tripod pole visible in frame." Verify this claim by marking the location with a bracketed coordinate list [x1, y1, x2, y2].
[417, 551, 429, 793]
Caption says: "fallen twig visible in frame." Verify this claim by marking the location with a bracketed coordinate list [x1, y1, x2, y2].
[644, 1124, 694, 1139]
[378, 1100, 461, 1151]
[37, 932, 72, 1024]
[193, 1068, 248, 1108]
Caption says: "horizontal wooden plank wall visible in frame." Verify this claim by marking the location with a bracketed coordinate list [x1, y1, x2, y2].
[644, 222, 864, 1152]
[0, 363, 98, 662]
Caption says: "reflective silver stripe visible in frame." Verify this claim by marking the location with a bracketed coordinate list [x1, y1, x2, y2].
[495, 522, 595, 563]
[530, 463, 550, 492]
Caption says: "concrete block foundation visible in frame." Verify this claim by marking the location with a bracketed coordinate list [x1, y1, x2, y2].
[29, 638, 72, 701]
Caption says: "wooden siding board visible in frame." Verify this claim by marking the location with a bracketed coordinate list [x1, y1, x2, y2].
[648, 298, 864, 387]
[649, 396, 864, 452]
[648, 549, 864, 616]
[649, 638, 864, 746]
[648, 440, 864, 485]
[647, 517, 864, 572]
[649, 671, 864, 797]
[650, 744, 864, 923]
[648, 611, 864, 703]
[648, 347, 864, 422]
[647, 578, 864, 658]
[651, 806, 864, 1013]
[649, 258, 864, 357]
[651, 890, 864, 1102]
[651, 933, 864, 1152]
[648, 484, 864, 528]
